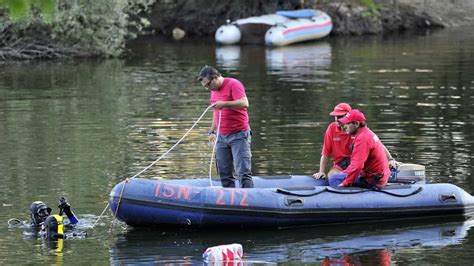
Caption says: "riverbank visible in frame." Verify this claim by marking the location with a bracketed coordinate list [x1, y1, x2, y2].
[1, 1, 473, 61]
[146, 0, 474, 38]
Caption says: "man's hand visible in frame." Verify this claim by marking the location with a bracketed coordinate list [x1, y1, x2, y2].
[208, 133, 216, 146]
[213, 101, 227, 110]
[313, 171, 326, 179]
[389, 159, 400, 169]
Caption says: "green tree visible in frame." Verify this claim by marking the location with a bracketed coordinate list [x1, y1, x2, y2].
[0, 0, 55, 20]
[0, 0, 155, 59]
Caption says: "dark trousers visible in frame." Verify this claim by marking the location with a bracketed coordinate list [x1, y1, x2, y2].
[215, 130, 254, 188]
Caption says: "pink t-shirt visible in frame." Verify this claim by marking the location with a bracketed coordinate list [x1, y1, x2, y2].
[210, 78, 249, 134]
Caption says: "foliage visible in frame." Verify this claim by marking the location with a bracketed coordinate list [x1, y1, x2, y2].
[0, 0, 156, 58]
[51, 0, 130, 57]
[0, 0, 55, 20]
[359, 0, 380, 14]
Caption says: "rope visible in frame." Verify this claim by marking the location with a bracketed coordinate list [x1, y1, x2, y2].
[276, 186, 423, 197]
[92, 105, 214, 228]
[209, 109, 222, 187]
[130, 104, 214, 179]
[371, 187, 423, 197]
[276, 188, 328, 197]
[111, 178, 129, 228]
[91, 202, 110, 228]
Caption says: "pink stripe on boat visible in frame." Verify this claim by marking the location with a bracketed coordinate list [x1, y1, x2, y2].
[283, 21, 332, 35]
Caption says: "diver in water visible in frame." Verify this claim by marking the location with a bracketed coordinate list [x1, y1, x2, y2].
[29, 201, 52, 227]
[5, 197, 84, 256]
[29, 197, 80, 240]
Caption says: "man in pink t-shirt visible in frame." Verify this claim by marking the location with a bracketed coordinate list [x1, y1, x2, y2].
[197, 66, 253, 188]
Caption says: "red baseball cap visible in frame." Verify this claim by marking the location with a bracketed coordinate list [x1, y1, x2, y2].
[329, 103, 352, 116]
[339, 109, 366, 124]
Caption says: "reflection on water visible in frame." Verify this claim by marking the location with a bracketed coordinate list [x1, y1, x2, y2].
[1, 27, 474, 264]
[215, 41, 333, 84]
[265, 42, 332, 84]
[110, 219, 474, 264]
[216, 45, 241, 69]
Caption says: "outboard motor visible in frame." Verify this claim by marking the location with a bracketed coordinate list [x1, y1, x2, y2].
[389, 163, 426, 184]
[30, 201, 52, 226]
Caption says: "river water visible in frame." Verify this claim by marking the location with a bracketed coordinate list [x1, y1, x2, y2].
[1, 26, 474, 264]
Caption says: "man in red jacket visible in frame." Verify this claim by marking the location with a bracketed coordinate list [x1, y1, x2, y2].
[329, 109, 390, 188]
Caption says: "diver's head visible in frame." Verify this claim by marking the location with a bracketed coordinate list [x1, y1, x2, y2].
[30, 201, 52, 226]
[41, 215, 64, 240]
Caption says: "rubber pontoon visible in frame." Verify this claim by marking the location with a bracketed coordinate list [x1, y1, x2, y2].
[109, 175, 474, 228]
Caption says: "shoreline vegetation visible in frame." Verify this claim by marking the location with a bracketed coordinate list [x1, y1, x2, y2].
[0, 0, 473, 61]
[0, 0, 155, 61]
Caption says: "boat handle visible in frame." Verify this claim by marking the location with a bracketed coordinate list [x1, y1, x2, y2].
[285, 198, 304, 207]
[439, 193, 457, 202]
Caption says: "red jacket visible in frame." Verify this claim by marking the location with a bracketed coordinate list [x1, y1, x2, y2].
[341, 126, 389, 187]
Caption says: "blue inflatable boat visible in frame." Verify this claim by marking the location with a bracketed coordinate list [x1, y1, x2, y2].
[109, 176, 474, 228]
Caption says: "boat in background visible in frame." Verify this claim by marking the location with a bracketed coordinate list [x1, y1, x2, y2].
[215, 9, 332, 46]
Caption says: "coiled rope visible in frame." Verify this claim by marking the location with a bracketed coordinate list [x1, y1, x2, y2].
[92, 105, 216, 228]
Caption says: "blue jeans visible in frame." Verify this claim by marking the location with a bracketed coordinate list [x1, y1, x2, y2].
[216, 130, 254, 188]
[329, 173, 369, 188]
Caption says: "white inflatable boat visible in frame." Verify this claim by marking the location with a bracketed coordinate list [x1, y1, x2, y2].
[215, 9, 332, 46]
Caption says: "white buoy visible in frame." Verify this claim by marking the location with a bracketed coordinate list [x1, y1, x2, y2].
[215, 23, 241, 45]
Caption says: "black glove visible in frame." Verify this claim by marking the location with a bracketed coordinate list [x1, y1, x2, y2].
[58, 197, 71, 215]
